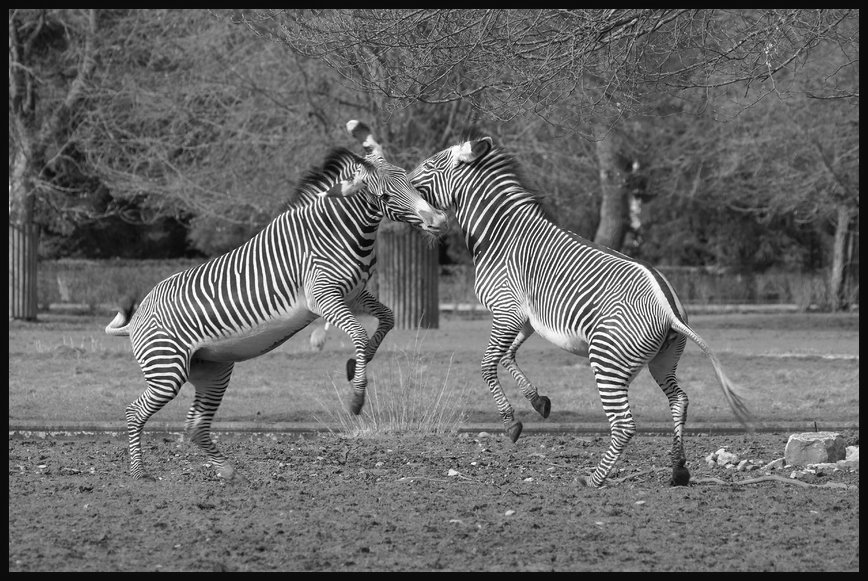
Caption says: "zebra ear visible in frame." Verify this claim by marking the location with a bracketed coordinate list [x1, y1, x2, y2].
[455, 137, 492, 165]
[347, 119, 384, 158]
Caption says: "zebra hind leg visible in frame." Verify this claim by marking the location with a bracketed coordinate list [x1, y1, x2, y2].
[187, 360, 235, 479]
[586, 352, 638, 487]
[125, 375, 185, 480]
[648, 336, 690, 486]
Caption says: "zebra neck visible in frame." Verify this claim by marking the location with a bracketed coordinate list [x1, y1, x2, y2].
[280, 199, 380, 252]
[457, 197, 542, 262]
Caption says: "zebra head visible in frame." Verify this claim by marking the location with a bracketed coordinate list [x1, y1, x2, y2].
[407, 137, 494, 211]
[317, 121, 448, 235]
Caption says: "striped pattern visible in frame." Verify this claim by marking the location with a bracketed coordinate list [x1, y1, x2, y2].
[107, 147, 444, 479]
[409, 139, 752, 487]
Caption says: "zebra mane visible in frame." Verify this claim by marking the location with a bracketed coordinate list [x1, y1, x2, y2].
[478, 144, 551, 217]
[284, 148, 363, 210]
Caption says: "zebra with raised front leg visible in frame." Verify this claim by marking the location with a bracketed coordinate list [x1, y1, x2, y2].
[405, 135, 753, 487]
[105, 121, 447, 480]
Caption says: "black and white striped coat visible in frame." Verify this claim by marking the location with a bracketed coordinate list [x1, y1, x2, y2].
[408, 137, 752, 487]
[106, 122, 446, 479]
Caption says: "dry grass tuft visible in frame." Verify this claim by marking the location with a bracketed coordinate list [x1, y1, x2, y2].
[314, 331, 468, 437]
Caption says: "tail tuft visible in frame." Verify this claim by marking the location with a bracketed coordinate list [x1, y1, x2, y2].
[105, 294, 138, 336]
[670, 317, 754, 431]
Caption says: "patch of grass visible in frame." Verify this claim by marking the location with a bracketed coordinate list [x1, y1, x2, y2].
[314, 332, 469, 436]
[8, 313, 859, 427]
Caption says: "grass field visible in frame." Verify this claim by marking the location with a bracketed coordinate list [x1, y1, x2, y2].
[8, 311, 859, 431]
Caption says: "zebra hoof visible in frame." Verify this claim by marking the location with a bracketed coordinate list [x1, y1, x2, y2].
[670, 458, 691, 486]
[346, 359, 356, 381]
[350, 393, 365, 415]
[506, 420, 523, 443]
[532, 395, 551, 419]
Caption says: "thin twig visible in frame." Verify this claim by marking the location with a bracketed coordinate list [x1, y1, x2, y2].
[693, 475, 857, 490]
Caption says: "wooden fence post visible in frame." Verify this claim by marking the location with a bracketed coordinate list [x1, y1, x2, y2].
[9, 221, 39, 320]
[376, 222, 439, 329]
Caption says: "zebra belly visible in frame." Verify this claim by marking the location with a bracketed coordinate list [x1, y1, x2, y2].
[194, 302, 318, 362]
[529, 315, 590, 358]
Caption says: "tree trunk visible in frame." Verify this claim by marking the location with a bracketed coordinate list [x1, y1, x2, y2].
[593, 130, 629, 252]
[376, 222, 439, 329]
[829, 203, 855, 311]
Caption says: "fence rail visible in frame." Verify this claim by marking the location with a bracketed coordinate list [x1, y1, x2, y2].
[35, 258, 850, 314]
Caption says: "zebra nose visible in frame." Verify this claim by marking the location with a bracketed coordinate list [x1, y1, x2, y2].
[420, 209, 448, 233]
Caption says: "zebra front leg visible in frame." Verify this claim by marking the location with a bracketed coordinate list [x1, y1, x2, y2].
[344, 290, 394, 381]
[649, 335, 691, 486]
[317, 294, 371, 415]
[125, 373, 185, 480]
[187, 360, 235, 479]
[499, 322, 551, 419]
[482, 314, 524, 442]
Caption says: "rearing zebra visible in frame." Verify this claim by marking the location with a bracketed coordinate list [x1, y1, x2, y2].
[407, 136, 753, 487]
[105, 121, 447, 480]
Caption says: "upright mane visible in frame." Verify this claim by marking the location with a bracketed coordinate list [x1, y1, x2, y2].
[284, 148, 361, 210]
[478, 144, 550, 219]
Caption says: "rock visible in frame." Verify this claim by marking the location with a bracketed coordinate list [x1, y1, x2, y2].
[716, 450, 739, 466]
[736, 460, 749, 472]
[761, 458, 785, 471]
[832, 446, 859, 471]
[784, 432, 846, 466]
[808, 462, 842, 475]
[836, 459, 858, 471]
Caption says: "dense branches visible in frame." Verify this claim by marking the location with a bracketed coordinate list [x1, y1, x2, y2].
[227, 9, 858, 135]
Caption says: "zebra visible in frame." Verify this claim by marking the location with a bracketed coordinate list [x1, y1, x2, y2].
[104, 120, 448, 480]
[406, 136, 753, 487]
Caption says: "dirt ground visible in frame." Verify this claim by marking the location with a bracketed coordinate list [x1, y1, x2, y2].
[8, 429, 859, 571]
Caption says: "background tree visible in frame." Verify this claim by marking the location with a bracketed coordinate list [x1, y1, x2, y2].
[226, 8, 857, 306]
[10, 10, 858, 319]
[9, 9, 99, 319]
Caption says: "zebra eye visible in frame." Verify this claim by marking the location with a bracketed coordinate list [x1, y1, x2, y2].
[379, 193, 391, 203]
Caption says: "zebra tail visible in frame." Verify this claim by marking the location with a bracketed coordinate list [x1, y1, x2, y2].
[104, 294, 137, 337]
[669, 317, 755, 431]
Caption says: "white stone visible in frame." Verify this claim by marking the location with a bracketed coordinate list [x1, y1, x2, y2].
[807, 462, 840, 475]
[784, 432, 846, 466]
[836, 458, 859, 471]
[716, 450, 739, 466]
[736, 460, 749, 471]
[761, 458, 785, 471]
[845, 446, 859, 462]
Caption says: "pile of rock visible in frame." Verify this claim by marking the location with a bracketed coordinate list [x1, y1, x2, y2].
[705, 432, 859, 480]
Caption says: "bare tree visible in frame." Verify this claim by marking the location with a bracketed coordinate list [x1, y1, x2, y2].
[9, 9, 98, 319]
[227, 9, 858, 259]
[228, 10, 857, 128]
